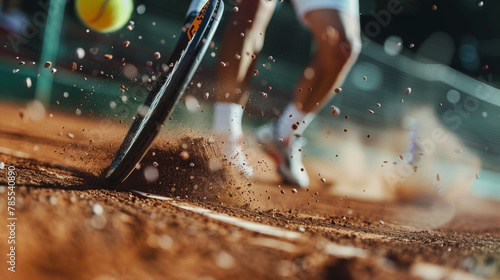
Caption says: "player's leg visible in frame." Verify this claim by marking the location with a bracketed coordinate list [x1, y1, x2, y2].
[213, 0, 277, 178]
[278, 2, 361, 141]
[217, 0, 276, 105]
[293, 9, 361, 113]
[263, 1, 361, 187]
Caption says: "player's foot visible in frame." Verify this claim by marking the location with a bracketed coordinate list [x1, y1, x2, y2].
[213, 133, 254, 178]
[256, 123, 310, 188]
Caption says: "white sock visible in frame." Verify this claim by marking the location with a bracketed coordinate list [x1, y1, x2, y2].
[276, 103, 315, 141]
[213, 102, 244, 142]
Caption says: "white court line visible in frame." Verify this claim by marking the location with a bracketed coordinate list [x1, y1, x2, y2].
[132, 190, 174, 201]
[250, 237, 299, 253]
[133, 191, 371, 253]
[131, 190, 486, 279]
[323, 243, 369, 259]
[410, 263, 482, 280]
[0, 146, 30, 158]
[132, 190, 301, 239]
[178, 204, 303, 239]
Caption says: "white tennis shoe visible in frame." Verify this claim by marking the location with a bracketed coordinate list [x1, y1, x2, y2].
[256, 123, 310, 188]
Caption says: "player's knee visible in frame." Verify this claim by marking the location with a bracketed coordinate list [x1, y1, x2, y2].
[319, 34, 361, 71]
[333, 33, 360, 61]
[343, 35, 361, 62]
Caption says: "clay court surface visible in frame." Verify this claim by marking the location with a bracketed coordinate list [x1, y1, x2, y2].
[0, 103, 499, 280]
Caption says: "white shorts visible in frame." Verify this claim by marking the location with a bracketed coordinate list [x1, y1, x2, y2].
[290, 0, 359, 22]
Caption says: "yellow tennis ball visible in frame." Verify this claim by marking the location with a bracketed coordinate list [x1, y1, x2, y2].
[75, 0, 134, 33]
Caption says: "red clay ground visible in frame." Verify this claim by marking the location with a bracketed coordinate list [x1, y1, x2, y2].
[0, 103, 499, 280]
